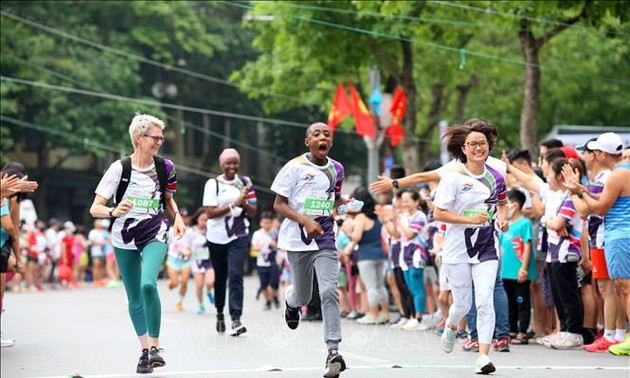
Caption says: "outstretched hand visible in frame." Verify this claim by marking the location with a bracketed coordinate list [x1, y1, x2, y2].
[369, 175, 393, 195]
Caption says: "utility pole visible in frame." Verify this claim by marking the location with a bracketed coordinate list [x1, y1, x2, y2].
[366, 69, 384, 185]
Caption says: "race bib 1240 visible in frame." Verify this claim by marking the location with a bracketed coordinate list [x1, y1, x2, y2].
[304, 198, 334, 216]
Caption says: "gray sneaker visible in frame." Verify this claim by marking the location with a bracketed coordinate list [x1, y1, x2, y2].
[440, 318, 457, 353]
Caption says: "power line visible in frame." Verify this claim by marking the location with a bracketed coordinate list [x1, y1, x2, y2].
[0, 76, 310, 129]
[1, 56, 304, 161]
[1, 75, 433, 142]
[226, 2, 630, 86]
[0, 114, 278, 194]
[0, 10, 314, 107]
[428, 1, 630, 38]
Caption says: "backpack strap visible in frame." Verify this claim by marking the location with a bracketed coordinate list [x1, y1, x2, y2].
[154, 155, 167, 206]
[115, 156, 132, 206]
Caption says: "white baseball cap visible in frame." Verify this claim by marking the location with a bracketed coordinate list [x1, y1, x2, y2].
[586, 132, 623, 155]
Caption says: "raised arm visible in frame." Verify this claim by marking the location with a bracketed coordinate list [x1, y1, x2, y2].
[369, 171, 440, 194]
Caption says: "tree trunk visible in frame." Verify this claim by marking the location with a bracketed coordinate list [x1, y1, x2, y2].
[454, 75, 479, 125]
[519, 23, 540, 160]
[418, 83, 450, 167]
[400, 39, 418, 175]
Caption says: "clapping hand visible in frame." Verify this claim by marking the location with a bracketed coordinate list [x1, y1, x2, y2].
[561, 163, 583, 194]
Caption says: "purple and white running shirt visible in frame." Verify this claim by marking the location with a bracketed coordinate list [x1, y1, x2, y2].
[95, 159, 177, 250]
[271, 153, 344, 252]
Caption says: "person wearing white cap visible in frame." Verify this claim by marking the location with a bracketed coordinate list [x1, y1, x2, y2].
[563, 132, 630, 356]
[575, 137, 628, 352]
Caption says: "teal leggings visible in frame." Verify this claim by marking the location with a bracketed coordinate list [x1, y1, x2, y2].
[114, 242, 167, 338]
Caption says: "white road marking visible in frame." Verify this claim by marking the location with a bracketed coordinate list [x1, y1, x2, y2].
[29, 363, 630, 378]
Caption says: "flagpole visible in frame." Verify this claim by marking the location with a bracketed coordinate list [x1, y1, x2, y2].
[366, 69, 382, 185]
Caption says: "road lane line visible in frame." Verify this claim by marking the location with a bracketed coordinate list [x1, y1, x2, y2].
[28, 363, 630, 378]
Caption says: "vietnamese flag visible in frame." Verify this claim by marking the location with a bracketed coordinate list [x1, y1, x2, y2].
[390, 86, 407, 120]
[348, 82, 376, 139]
[386, 86, 407, 146]
[327, 84, 352, 132]
[386, 117, 405, 147]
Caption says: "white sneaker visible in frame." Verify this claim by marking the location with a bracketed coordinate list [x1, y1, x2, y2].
[401, 318, 421, 331]
[440, 318, 457, 353]
[0, 334, 15, 348]
[356, 315, 378, 324]
[390, 317, 408, 329]
[377, 313, 390, 324]
[475, 354, 496, 374]
[417, 320, 435, 331]
[551, 332, 583, 350]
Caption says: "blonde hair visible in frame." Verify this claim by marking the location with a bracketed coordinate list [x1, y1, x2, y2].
[128, 113, 165, 148]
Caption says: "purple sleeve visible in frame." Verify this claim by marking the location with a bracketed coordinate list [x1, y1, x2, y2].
[332, 160, 344, 199]
[165, 159, 177, 194]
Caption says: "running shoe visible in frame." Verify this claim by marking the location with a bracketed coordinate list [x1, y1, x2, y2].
[346, 310, 361, 320]
[584, 337, 617, 353]
[434, 319, 446, 336]
[264, 301, 272, 311]
[357, 315, 378, 325]
[608, 337, 630, 356]
[323, 351, 347, 378]
[216, 313, 226, 333]
[377, 313, 390, 324]
[474, 354, 496, 375]
[284, 285, 300, 330]
[148, 347, 165, 368]
[493, 336, 511, 352]
[136, 349, 153, 374]
[401, 318, 421, 331]
[551, 332, 583, 350]
[456, 330, 469, 342]
[0, 334, 15, 348]
[462, 338, 480, 352]
[273, 297, 280, 309]
[390, 317, 408, 329]
[196, 305, 205, 315]
[229, 320, 247, 337]
[440, 318, 457, 353]
[175, 303, 184, 311]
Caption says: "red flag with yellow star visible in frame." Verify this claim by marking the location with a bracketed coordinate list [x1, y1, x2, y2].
[327, 84, 352, 132]
[348, 82, 376, 139]
[387, 87, 407, 146]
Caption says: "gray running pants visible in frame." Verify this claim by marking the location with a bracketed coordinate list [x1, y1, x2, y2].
[287, 249, 341, 350]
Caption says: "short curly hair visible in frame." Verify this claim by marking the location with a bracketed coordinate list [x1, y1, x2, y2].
[443, 119, 498, 163]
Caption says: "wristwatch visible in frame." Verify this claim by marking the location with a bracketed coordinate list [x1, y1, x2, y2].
[577, 190, 586, 199]
[391, 179, 399, 189]
[108, 208, 116, 218]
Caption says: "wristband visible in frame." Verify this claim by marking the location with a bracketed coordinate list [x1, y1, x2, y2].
[577, 190, 586, 199]
[519, 268, 528, 275]
[108, 208, 116, 218]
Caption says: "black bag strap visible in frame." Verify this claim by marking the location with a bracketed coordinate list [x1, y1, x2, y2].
[115, 156, 132, 206]
[110, 156, 167, 231]
[215, 177, 219, 196]
[154, 155, 167, 206]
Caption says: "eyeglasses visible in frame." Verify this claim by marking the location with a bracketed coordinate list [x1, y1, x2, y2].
[144, 134, 165, 144]
[464, 141, 488, 149]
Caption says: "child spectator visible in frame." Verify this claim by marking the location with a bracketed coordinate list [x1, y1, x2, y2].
[251, 211, 281, 310]
[500, 189, 537, 344]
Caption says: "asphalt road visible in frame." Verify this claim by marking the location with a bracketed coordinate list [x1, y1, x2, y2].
[1, 276, 628, 378]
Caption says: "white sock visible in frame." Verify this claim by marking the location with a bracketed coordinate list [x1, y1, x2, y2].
[604, 329, 615, 342]
[615, 329, 626, 342]
[178, 295, 185, 305]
